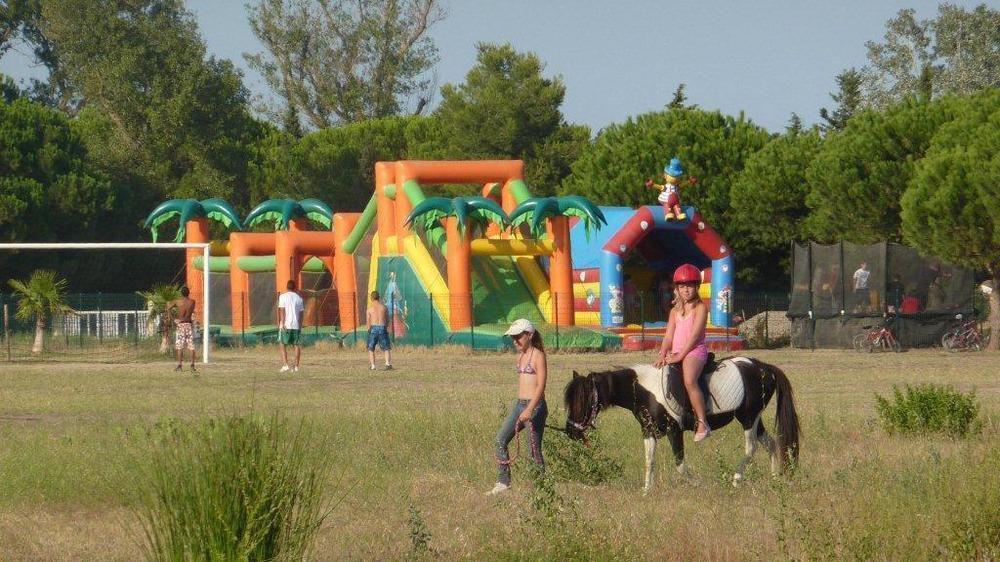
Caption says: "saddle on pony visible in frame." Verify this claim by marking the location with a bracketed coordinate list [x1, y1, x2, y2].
[662, 354, 746, 429]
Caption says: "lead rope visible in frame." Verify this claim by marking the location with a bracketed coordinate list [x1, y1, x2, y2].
[495, 420, 539, 466]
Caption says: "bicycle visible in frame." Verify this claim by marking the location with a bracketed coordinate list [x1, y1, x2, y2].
[941, 314, 982, 352]
[852, 316, 901, 353]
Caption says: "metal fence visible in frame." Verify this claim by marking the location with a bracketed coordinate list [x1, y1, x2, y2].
[1, 289, 801, 360]
[0, 293, 166, 362]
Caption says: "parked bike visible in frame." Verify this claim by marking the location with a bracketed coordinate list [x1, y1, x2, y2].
[853, 316, 901, 353]
[941, 314, 982, 352]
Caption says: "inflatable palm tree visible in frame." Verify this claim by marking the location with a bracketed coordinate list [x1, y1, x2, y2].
[508, 196, 606, 327]
[144, 198, 243, 243]
[245, 198, 333, 230]
[405, 197, 508, 330]
[405, 196, 508, 238]
[144, 198, 243, 323]
[508, 196, 607, 239]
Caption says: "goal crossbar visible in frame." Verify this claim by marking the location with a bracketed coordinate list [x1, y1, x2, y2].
[0, 243, 211, 363]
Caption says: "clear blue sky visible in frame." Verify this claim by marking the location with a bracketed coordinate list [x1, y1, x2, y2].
[1, 1, 984, 133]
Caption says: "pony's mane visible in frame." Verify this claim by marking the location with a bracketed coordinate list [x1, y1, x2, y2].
[564, 367, 634, 404]
[563, 374, 588, 405]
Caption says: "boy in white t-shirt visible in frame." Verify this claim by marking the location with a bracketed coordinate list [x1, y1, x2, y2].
[853, 262, 871, 312]
[277, 280, 305, 373]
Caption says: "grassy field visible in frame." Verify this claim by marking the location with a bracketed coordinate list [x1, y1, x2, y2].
[0, 345, 997, 560]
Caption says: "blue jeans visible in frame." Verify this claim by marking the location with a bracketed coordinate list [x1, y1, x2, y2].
[495, 399, 547, 485]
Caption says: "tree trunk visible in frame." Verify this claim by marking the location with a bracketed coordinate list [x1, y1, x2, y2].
[159, 313, 171, 354]
[988, 268, 1000, 352]
[32, 318, 45, 354]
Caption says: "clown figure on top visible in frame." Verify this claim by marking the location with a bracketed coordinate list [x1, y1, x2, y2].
[646, 157, 694, 221]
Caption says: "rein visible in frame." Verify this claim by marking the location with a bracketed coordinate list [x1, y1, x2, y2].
[495, 421, 538, 466]
[568, 387, 601, 432]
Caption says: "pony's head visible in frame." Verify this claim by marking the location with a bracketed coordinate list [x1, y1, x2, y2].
[564, 370, 600, 441]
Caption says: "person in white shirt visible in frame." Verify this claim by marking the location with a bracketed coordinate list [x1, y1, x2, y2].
[852, 262, 871, 312]
[277, 280, 305, 373]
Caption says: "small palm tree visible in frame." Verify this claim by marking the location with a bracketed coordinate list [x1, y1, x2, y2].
[508, 196, 607, 239]
[405, 196, 509, 238]
[138, 284, 182, 353]
[7, 270, 74, 354]
[245, 198, 333, 230]
[144, 198, 243, 242]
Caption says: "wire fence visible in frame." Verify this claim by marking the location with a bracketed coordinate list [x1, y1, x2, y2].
[0, 289, 801, 361]
[0, 293, 168, 362]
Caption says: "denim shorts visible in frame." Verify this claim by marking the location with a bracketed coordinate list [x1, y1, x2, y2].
[367, 325, 390, 351]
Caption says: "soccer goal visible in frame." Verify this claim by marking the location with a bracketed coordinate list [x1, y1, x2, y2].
[0, 243, 211, 363]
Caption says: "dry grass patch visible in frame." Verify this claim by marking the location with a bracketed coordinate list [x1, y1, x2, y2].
[0, 347, 997, 559]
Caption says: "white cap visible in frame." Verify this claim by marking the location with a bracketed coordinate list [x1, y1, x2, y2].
[504, 318, 535, 336]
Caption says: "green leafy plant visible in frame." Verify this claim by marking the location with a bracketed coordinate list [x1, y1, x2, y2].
[135, 414, 331, 561]
[875, 384, 982, 437]
[137, 284, 182, 353]
[7, 269, 75, 354]
[543, 430, 623, 486]
[407, 503, 436, 558]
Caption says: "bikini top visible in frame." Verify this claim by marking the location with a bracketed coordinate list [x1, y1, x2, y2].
[516, 349, 537, 375]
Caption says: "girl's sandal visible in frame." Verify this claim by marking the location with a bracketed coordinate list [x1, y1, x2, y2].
[694, 419, 712, 442]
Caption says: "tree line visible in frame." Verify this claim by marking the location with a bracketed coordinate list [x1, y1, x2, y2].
[1, 1, 997, 302]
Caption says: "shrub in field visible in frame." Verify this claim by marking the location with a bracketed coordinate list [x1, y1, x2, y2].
[543, 430, 623, 485]
[135, 415, 330, 561]
[875, 384, 981, 437]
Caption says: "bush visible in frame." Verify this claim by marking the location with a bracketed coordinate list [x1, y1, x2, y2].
[543, 430, 623, 485]
[135, 414, 330, 561]
[875, 384, 982, 438]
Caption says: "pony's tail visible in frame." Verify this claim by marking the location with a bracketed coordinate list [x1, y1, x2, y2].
[771, 364, 800, 473]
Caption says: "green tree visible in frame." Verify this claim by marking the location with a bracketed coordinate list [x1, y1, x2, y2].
[0, 0, 76, 112]
[730, 129, 822, 286]
[819, 68, 863, 132]
[859, 5, 1000, 108]
[560, 108, 771, 234]
[249, 115, 428, 209]
[246, 0, 444, 130]
[901, 90, 1000, 350]
[8, 269, 74, 354]
[667, 83, 695, 110]
[432, 43, 590, 195]
[0, 98, 121, 284]
[38, 0, 261, 207]
[804, 96, 960, 243]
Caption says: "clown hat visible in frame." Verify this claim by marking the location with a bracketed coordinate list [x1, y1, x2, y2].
[664, 157, 684, 177]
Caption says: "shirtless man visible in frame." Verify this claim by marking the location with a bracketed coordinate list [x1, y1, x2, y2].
[168, 286, 197, 372]
[366, 291, 392, 371]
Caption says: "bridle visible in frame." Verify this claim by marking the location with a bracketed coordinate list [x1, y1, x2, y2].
[567, 386, 601, 433]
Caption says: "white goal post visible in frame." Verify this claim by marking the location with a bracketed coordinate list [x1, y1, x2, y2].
[0, 242, 211, 363]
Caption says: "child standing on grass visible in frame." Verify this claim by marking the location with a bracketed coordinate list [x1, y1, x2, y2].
[488, 318, 548, 496]
[366, 291, 392, 371]
[654, 264, 712, 442]
[277, 280, 304, 373]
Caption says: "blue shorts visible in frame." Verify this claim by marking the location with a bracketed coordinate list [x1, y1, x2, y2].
[367, 325, 391, 351]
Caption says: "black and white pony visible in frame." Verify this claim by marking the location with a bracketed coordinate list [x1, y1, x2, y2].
[564, 356, 800, 493]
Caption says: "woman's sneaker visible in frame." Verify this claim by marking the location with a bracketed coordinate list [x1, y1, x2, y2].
[485, 482, 510, 496]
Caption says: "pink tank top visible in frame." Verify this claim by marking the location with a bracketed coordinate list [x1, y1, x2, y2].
[671, 307, 709, 360]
